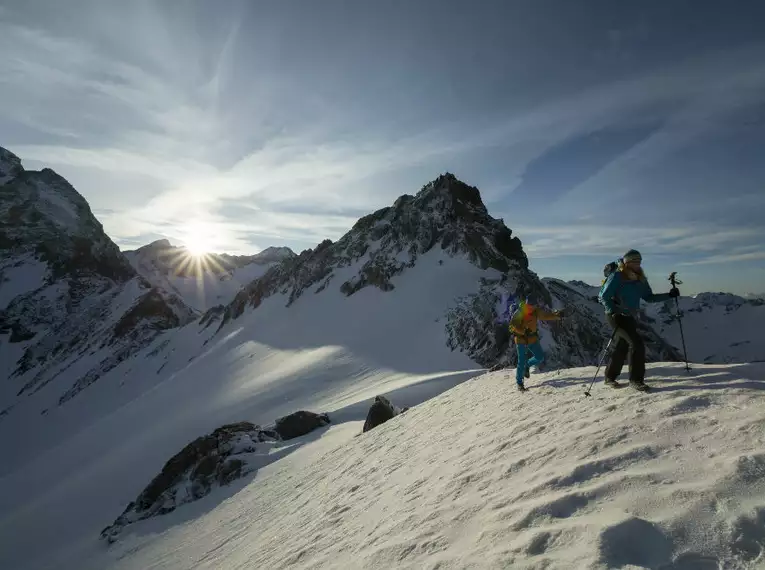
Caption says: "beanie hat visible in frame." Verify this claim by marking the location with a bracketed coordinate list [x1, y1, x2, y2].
[623, 249, 642, 263]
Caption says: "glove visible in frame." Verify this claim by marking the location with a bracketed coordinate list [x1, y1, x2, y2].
[554, 309, 565, 318]
[669, 287, 680, 298]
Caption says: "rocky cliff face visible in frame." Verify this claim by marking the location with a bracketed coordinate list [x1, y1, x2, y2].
[213, 173, 529, 327]
[201, 173, 681, 371]
[0, 147, 196, 411]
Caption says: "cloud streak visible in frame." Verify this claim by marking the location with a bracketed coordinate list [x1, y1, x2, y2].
[1, 3, 764, 294]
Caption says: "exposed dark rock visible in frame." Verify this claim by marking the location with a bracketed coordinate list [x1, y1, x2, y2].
[274, 410, 331, 440]
[100, 422, 279, 543]
[113, 289, 182, 340]
[363, 395, 408, 433]
[0, 147, 23, 179]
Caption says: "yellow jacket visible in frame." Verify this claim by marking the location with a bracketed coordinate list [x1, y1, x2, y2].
[509, 304, 561, 345]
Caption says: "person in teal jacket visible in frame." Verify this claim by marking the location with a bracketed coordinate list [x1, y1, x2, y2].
[598, 249, 679, 391]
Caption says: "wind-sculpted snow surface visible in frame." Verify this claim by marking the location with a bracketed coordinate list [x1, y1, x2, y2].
[69, 362, 765, 570]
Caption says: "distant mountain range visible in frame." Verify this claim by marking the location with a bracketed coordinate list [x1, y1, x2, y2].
[123, 240, 295, 311]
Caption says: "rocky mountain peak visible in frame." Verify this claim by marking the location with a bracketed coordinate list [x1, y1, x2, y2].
[413, 172, 486, 215]
[249, 246, 296, 264]
[0, 146, 196, 411]
[0, 152, 134, 282]
[0, 147, 23, 180]
[348, 172, 527, 274]
[212, 174, 529, 328]
[140, 239, 173, 252]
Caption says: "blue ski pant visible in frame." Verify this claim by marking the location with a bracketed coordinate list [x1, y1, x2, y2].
[516, 341, 545, 385]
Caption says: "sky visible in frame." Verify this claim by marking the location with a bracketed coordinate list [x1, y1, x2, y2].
[1, 0, 764, 295]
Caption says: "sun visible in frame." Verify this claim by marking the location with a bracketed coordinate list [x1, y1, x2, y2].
[180, 222, 215, 257]
[183, 235, 211, 257]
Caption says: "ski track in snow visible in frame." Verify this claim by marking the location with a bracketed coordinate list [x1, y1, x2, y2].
[6, 362, 764, 570]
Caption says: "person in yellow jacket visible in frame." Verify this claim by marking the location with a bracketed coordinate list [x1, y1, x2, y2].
[508, 293, 563, 392]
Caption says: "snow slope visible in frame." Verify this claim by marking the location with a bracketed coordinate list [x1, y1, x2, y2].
[11, 361, 765, 570]
[2, 156, 762, 569]
[0, 248, 489, 570]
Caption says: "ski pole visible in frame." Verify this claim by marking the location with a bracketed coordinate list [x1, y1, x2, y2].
[668, 272, 691, 372]
[584, 328, 617, 397]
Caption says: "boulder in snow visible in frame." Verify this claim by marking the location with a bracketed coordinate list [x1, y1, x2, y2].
[363, 395, 408, 433]
[274, 410, 330, 440]
[100, 421, 279, 543]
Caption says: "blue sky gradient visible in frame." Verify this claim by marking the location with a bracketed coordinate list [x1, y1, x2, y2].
[1, 0, 764, 294]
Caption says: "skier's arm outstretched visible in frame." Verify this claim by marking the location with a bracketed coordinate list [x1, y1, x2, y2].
[641, 279, 673, 303]
[536, 308, 563, 321]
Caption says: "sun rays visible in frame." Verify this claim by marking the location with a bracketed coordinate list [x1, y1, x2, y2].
[150, 222, 235, 300]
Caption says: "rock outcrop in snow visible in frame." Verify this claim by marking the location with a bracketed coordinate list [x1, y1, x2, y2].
[363, 395, 408, 433]
[0, 146, 196, 409]
[102, 410, 331, 542]
[100, 421, 282, 543]
[274, 410, 331, 439]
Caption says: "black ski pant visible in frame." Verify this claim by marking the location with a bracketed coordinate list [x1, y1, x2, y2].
[604, 313, 646, 384]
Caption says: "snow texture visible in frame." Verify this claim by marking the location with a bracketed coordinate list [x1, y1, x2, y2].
[3, 362, 764, 570]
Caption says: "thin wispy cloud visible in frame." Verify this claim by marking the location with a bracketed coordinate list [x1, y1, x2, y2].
[1, 1, 764, 293]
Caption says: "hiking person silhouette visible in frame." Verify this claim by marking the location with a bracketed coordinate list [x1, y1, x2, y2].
[598, 249, 680, 391]
[508, 293, 563, 392]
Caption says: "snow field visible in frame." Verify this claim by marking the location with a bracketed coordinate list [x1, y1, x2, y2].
[85, 362, 765, 570]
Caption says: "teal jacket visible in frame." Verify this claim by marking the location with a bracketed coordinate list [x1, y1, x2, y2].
[599, 271, 671, 315]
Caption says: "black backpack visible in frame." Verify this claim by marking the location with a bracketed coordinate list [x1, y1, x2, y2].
[602, 260, 620, 283]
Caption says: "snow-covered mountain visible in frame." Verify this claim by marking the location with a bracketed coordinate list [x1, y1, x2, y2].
[1, 150, 763, 570]
[123, 240, 295, 311]
[646, 292, 765, 364]
[201, 174, 678, 371]
[0, 146, 196, 416]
